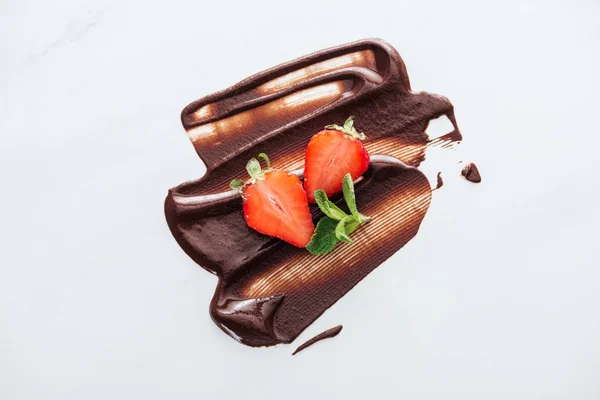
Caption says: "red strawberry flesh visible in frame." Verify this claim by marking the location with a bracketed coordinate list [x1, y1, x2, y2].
[304, 130, 370, 202]
[243, 171, 314, 247]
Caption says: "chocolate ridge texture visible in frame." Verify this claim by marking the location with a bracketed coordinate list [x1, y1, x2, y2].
[165, 38, 463, 347]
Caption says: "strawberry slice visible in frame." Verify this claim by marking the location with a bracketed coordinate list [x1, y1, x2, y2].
[304, 116, 370, 202]
[231, 154, 314, 248]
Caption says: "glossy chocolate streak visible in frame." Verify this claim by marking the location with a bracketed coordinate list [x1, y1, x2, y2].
[292, 325, 343, 355]
[176, 39, 461, 196]
[165, 38, 462, 347]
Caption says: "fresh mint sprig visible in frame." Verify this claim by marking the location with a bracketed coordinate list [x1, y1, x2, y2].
[306, 173, 370, 255]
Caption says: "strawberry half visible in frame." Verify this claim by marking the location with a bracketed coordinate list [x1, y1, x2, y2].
[304, 116, 370, 203]
[230, 154, 315, 248]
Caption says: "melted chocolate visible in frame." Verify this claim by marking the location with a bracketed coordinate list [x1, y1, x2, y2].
[461, 162, 482, 183]
[292, 325, 343, 355]
[436, 172, 444, 189]
[165, 38, 464, 347]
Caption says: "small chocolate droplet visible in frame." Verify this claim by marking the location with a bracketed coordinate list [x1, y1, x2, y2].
[461, 163, 481, 183]
[435, 172, 444, 189]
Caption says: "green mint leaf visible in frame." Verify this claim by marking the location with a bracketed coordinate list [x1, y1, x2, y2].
[257, 153, 270, 169]
[306, 173, 371, 256]
[342, 173, 361, 222]
[344, 218, 362, 235]
[230, 179, 245, 191]
[335, 216, 354, 243]
[246, 158, 261, 178]
[306, 217, 340, 255]
[358, 213, 371, 223]
[313, 190, 328, 209]
[314, 190, 347, 221]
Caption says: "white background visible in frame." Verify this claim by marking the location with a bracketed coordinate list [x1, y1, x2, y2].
[1, 0, 599, 399]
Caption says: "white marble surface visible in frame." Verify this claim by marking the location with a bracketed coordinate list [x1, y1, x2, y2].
[1, 0, 600, 399]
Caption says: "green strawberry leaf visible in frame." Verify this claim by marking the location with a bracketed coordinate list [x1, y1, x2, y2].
[314, 190, 347, 221]
[306, 217, 340, 255]
[246, 158, 262, 179]
[343, 115, 355, 131]
[325, 123, 344, 131]
[230, 179, 245, 191]
[258, 153, 271, 169]
[342, 173, 361, 222]
[234, 154, 272, 185]
[325, 116, 366, 140]
[335, 215, 354, 243]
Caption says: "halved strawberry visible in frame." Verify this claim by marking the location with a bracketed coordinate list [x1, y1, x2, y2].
[231, 154, 314, 248]
[303, 116, 370, 202]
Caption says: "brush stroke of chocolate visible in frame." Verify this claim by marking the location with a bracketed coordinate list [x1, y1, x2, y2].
[165, 38, 462, 347]
[293, 325, 343, 355]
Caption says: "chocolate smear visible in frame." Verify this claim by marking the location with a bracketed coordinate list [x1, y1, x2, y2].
[166, 157, 432, 346]
[165, 38, 467, 347]
[435, 172, 444, 189]
[292, 325, 343, 355]
[461, 162, 482, 183]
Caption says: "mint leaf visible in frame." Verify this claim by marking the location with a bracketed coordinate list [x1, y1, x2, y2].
[342, 173, 361, 222]
[344, 218, 362, 235]
[335, 215, 354, 243]
[314, 190, 347, 221]
[305, 173, 371, 255]
[305, 215, 366, 255]
[306, 217, 340, 255]
[357, 213, 370, 223]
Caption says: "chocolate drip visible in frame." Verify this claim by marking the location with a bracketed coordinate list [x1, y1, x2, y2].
[165, 38, 464, 347]
[292, 325, 343, 355]
[461, 162, 482, 183]
[436, 172, 444, 189]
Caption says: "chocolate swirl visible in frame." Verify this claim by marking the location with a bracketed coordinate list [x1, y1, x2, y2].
[165, 38, 462, 347]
